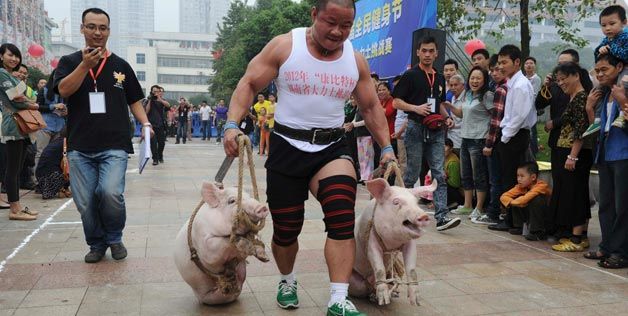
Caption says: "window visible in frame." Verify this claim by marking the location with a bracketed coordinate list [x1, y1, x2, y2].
[136, 53, 145, 64]
[157, 56, 212, 68]
[158, 74, 211, 85]
[136, 71, 146, 81]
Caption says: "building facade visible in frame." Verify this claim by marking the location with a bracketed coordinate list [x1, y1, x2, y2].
[127, 32, 215, 100]
[70, 0, 154, 60]
[180, 0, 231, 37]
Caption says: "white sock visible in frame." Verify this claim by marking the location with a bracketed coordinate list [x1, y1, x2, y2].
[280, 272, 296, 284]
[328, 282, 349, 307]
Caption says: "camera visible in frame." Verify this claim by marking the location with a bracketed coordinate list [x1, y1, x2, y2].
[87, 47, 96, 53]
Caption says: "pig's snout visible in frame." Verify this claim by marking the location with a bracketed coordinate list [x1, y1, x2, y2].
[250, 205, 269, 222]
[417, 213, 430, 227]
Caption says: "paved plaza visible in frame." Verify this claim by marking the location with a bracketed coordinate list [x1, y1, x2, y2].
[0, 139, 627, 316]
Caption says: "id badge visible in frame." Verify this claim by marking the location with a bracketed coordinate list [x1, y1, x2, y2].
[240, 121, 247, 129]
[89, 92, 106, 114]
[427, 98, 436, 113]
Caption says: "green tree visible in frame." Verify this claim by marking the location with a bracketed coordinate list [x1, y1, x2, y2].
[437, 0, 613, 61]
[210, 0, 312, 101]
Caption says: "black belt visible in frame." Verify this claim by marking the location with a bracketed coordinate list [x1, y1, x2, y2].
[274, 122, 345, 145]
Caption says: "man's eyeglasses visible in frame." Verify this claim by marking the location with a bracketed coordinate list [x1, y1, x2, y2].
[83, 24, 110, 32]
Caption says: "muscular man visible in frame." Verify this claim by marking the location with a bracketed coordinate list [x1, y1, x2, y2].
[222, 1, 394, 315]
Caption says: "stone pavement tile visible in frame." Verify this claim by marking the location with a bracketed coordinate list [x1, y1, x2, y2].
[0, 271, 41, 291]
[145, 247, 173, 258]
[0, 310, 14, 316]
[20, 287, 86, 308]
[423, 294, 496, 315]
[140, 292, 262, 316]
[461, 262, 519, 277]
[297, 272, 330, 290]
[417, 280, 466, 298]
[0, 290, 28, 309]
[13, 305, 79, 316]
[447, 275, 550, 294]
[30, 228, 74, 243]
[264, 306, 324, 315]
[525, 267, 587, 288]
[471, 291, 543, 313]
[76, 284, 142, 315]
[8, 246, 62, 264]
[515, 288, 590, 309]
[555, 283, 628, 305]
[421, 264, 480, 280]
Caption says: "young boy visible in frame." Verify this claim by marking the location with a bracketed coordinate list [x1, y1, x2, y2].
[444, 138, 463, 209]
[584, 4, 628, 136]
[500, 162, 551, 241]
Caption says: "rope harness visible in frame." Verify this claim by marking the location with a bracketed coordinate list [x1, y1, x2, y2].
[186, 135, 267, 295]
[363, 162, 418, 296]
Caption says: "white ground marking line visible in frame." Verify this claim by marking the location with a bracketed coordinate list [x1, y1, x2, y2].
[0, 198, 74, 273]
[461, 221, 628, 282]
[48, 221, 82, 225]
[127, 168, 139, 174]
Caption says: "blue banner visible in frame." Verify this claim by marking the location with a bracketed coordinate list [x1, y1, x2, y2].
[350, 0, 437, 78]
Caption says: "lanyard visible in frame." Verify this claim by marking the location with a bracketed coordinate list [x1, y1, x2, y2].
[419, 64, 436, 97]
[89, 53, 108, 92]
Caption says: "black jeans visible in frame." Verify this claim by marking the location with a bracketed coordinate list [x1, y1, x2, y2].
[496, 129, 530, 226]
[598, 158, 628, 258]
[4, 140, 26, 202]
[150, 126, 166, 161]
[510, 195, 547, 233]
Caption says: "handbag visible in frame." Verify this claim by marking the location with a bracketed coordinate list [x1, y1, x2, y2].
[60, 138, 70, 181]
[13, 109, 47, 135]
[422, 113, 446, 130]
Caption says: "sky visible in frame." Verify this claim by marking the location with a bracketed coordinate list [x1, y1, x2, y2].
[44, 0, 180, 37]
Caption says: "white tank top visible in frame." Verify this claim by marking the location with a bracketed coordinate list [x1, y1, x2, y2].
[274, 27, 359, 152]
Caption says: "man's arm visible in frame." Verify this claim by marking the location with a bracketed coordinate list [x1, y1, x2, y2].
[223, 35, 287, 156]
[352, 53, 390, 150]
[58, 48, 103, 98]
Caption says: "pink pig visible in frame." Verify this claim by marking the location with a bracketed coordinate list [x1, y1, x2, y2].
[174, 182, 269, 305]
[349, 178, 437, 306]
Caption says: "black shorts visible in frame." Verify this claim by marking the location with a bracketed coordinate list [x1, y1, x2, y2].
[265, 132, 352, 204]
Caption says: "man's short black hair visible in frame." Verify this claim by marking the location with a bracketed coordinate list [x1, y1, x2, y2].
[315, 0, 356, 12]
[82, 8, 110, 24]
[472, 48, 489, 60]
[596, 52, 623, 66]
[553, 62, 582, 78]
[488, 54, 499, 68]
[445, 138, 454, 148]
[518, 161, 539, 176]
[444, 59, 459, 69]
[498, 44, 521, 63]
[18, 64, 28, 71]
[370, 73, 380, 81]
[418, 36, 438, 49]
[525, 56, 537, 64]
[600, 5, 627, 23]
[559, 49, 580, 63]
[150, 84, 160, 92]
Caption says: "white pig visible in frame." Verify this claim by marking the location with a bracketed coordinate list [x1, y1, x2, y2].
[174, 182, 269, 305]
[349, 178, 437, 306]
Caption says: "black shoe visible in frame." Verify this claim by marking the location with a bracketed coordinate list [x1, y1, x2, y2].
[524, 232, 546, 241]
[20, 182, 36, 190]
[84, 249, 106, 263]
[488, 221, 511, 231]
[109, 243, 127, 260]
[202, 138, 206, 140]
[175, 141, 180, 144]
[159, 159, 164, 163]
[508, 228, 523, 235]
[152, 160, 159, 166]
[436, 217, 461, 231]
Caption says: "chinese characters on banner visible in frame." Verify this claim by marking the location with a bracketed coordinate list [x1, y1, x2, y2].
[350, 0, 437, 78]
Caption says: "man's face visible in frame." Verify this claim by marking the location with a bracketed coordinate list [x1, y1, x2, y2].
[311, 3, 354, 52]
[498, 55, 520, 79]
[257, 94, 265, 103]
[472, 54, 488, 70]
[417, 43, 438, 67]
[80, 12, 110, 49]
[557, 53, 575, 65]
[269, 95, 276, 102]
[151, 87, 160, 96]
[219, 99, 225, 106]
[37, 79, 47, 89]
[524, 59, 536, 74]
[594, 59, 623, 87]
[490, 66, 505, 83]
[449, 79, 464, 97]
[15, 67, 27, 81]
[443, 64, 457, 81]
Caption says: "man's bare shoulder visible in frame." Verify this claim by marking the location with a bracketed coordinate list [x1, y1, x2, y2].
[264, 32, 293, 66]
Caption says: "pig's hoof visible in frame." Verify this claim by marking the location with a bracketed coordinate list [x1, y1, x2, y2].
[255, 251, 270, 262]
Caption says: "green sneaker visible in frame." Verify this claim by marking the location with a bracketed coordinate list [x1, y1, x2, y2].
[582, 121, 601, 137]
[327, 298, 366, 316]
[451, 206, 472, 215]
[612, 115, 625, 128]
[276, 280, 299, 309]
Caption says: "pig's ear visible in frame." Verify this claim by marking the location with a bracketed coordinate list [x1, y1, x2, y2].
[411, 179, 437, 197]
[201, 182, 222, 208]
[366, 178, 390, 200]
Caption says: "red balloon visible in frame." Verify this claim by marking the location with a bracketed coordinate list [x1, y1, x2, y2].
[464, 39, 486, 56]
[28, 44, 45, 57]
[50, 58, 59, 69]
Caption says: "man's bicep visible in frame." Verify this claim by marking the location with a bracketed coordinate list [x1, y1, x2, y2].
[239, 39, 283, 92]
[352, 53, 378, 108]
